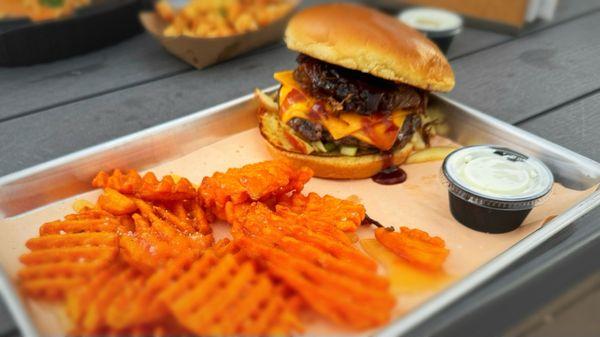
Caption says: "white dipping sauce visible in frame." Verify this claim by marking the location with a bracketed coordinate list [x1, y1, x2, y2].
[398, 7, 462, 35]
[444, 146, 553, 200]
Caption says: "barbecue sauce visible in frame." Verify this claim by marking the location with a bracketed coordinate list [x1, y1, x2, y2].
[282, 89, 306, 111]
[372, 168, 407, 185]
[372, 150, 407, 185]
[360, 114, 399, 151]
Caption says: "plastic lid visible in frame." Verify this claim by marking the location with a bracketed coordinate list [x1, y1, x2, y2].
[398, 7, 463, 37]
[441, 145, 554, 210]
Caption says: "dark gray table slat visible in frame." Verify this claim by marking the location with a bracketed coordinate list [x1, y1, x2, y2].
[449, 11, 600, 125]
[549, 0, 600, 26]
[446, 0, 600, 59]
[0, 301, 14, 336]
[445, 27, 508, 59]
[0, 34, 190, 121]
[0, 46, 298, 176]
[518, 90, 600, 162]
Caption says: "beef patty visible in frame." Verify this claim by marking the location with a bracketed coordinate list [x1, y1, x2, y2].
[287, 113, 421, 152]
[293, 54, 425, 116]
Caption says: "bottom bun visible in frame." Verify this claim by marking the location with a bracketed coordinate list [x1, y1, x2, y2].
[265, 141, 414, 179]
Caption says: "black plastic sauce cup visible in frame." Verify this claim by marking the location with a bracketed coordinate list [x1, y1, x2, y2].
[398, 7, 463, 54]
[441, 146, 554, 234]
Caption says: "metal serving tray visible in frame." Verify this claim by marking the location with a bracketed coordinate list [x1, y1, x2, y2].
[1, 87, 599, 337]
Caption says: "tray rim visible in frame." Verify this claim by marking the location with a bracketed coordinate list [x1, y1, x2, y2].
[1, 88, 599, 337]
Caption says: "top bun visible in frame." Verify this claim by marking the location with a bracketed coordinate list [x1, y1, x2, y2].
[285, 3, 455, 92]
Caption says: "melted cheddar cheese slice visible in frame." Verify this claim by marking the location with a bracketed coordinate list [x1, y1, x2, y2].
[274, 71, 410, 150]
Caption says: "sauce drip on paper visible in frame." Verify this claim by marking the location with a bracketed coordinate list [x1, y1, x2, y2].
[372, 150, 407, 185]
[361, 239, 454, 295]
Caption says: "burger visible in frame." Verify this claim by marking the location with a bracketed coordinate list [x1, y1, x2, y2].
[255, 3, 455, 179]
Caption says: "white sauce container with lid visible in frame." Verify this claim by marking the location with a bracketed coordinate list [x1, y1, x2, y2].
[441, 145, 554, 233]
[398, 7, 463, 53]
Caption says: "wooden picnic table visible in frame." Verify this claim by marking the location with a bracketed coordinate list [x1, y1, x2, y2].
[1, 0, 599, 336]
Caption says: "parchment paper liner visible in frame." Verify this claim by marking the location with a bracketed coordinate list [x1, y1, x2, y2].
[0, 129, 595, 336]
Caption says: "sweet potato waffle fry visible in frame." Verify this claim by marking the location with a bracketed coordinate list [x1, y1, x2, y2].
[106, 239, 233, 330]
[154, 199, 212, 234]
[97, 188, 138, 215]
[233, 203, 372, 267]
[39, 209, 130, 235]
[120, 198, 213, 273]
[277, 192, 366, 232]
[93, 169, 196, 201]
[19, 210, 122, 300]
[18, 161, 426, 335]
[234, 203, 394, 329]
[66, 261, 187, 336]
[159, 249, 303, 336]
[199, 160, 312, 220]
[375, 227, 449, 271]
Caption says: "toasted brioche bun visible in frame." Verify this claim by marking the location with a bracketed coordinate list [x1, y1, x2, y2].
[265, 141, 414, 179]
[285, 3, 455, 92]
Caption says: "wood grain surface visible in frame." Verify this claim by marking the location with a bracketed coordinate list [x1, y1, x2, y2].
[449, 11, 600, 124]
[519, 91, 600, 161]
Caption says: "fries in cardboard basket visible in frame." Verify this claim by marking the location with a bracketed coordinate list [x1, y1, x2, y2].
[155, 0, 295, 37]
